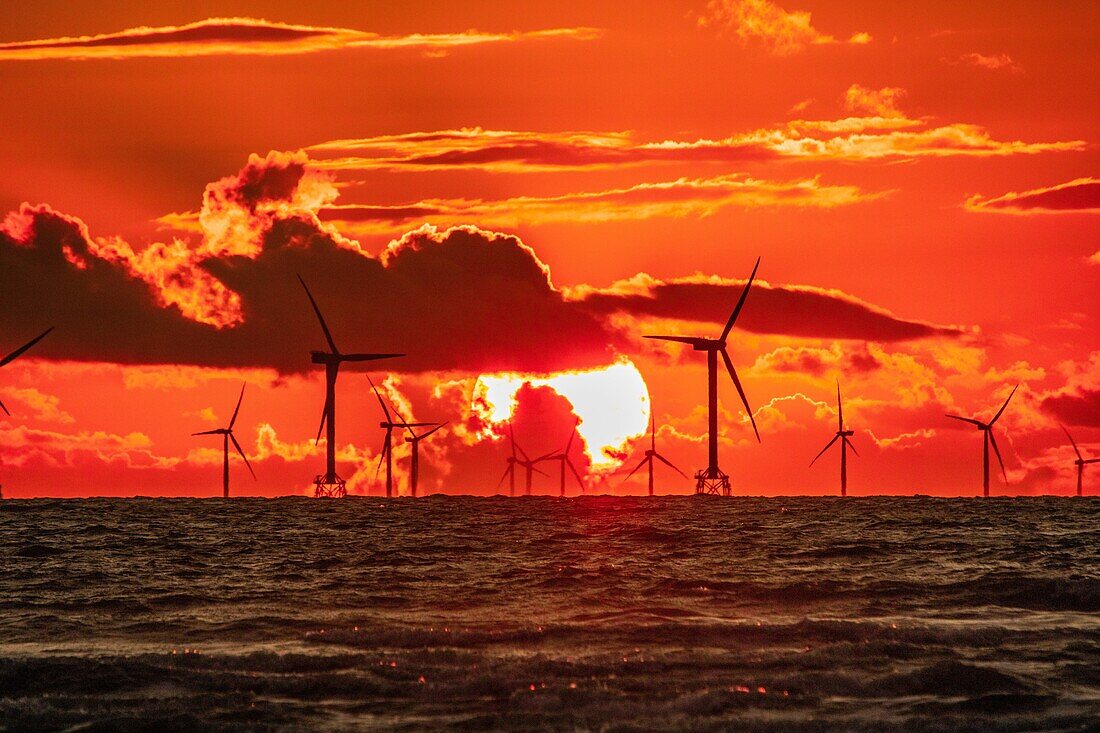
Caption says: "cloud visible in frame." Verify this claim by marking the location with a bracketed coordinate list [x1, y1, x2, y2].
[0, 387, 74, 424]
[571, 273, 966, 342]
[309, 119, 1084, 173]
[0, 152, 965, 375]
[0, 17, 600, 61]
[750, 343, 885, 377]
[965, 178, 1100, 215]
[699, 0, 869, 55]
[843, 84, 906, 117]
[1039, 353, 1100, 428]
[319, 174, 875, 234]
[944, 52, 1022, 73]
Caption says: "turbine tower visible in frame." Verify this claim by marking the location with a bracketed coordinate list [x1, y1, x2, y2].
[298, 274, 401, 498]
[1, 327, 54, 416]
[623, 413, 687, 496]
[192, 384, 255, 497]
[368, 376, 432, 498]
[810, 381, 858, 497]
[645, 257, 761, 495]
[382, 384, 447, 498]
[496, 423, 546, 496]
[1061, 425, 1099, 497]
[536, 422, 586, 497]
[946, 384, 1017, 497]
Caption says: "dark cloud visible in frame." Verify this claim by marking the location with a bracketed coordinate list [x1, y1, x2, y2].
[577, 277, 963, 342]
[0, 153, 963, 375]
[1042, 389, 1100, 428]
[966, 178, 1100, 214]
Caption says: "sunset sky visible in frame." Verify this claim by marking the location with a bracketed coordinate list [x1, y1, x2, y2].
[1, 0, 1096, 497]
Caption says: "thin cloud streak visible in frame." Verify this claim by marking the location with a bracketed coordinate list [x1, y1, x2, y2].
[309, 121, 1084, 174]
[0, 17, 601, 60]
[965, 178, 1100, 215]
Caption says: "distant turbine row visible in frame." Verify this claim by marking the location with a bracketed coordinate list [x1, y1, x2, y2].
[1, 266, 1095, 498]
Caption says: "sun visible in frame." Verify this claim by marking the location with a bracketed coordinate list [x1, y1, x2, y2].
[473, 358, 651, 472]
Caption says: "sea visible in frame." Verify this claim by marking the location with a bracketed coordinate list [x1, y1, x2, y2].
[1, 496, 1097, 732]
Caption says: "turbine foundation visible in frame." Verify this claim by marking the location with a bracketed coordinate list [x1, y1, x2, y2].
[695, 466, 731, 496]
[314, 472, 347, 498]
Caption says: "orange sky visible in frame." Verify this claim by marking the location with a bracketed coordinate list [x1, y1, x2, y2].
[1, 1, 1097, 497]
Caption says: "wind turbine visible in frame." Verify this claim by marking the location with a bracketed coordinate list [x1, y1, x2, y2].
[192, 384, 255, 498]
[368, 376, 433, 498]
[496, 423, 547, 496]
[623, 412, 687, 496]
[810, 381, 858, 497]
[645, 257, 761, 495]
[1, 327, 54, 416]
[946, 385, 1018, 497]
[1061, 425, 1099, 497]
[380, 383, 447, 498]
[298, 274, 401, 498]
[536, 422, 586, 497]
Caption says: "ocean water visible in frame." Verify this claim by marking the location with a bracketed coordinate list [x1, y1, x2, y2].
[0, 496, 1097, 732]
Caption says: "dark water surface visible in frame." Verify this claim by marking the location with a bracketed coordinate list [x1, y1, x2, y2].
[1, 496, 1097, 731]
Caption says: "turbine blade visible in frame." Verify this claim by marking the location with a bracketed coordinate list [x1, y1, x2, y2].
[989, 430, 1008, 484]
[296, 274, 339, 354]
[989, 384, 1018, 426]
[654, 452, 689, 479]
[508, 423, 517, 460]
[229, 433, 256, 480]
[650, 413, 656, 450]
[228, 383, 245, 430]
[809, 434, 840, 467]
[374, 441, 386, 485]
[0, 398, 9, 416]
[514, 440, 532, 462]
[495, 464, 513, 490]
[946, 414, 985, 428]
[565, 423, 576, 454]
[0, 326, 54, 368]
[836, 380, 843, 431]
[623, 456, 648, 481]
[844, 436, 859, 458]
[314, 395, 330, 445]
[532, 466, 549, 477]
[1084, 458, 1100, 465]
[367, 376, 391, 421]
[567, 458, 585, 489]
[192, 429, 222, 436]
[420, 422, 447, 440]
[1061, 424, 1082, 460]
[533, 451, 558, 462]
[338, 353, 404, 362]
[721, 348, 760, 442]
[719, 256, 760, 342]
[644, 335, 703, 346]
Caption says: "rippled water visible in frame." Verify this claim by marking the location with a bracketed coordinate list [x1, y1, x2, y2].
[1, 496, 1098, 731]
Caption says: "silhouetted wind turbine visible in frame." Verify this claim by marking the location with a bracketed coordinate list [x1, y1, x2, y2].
[623, 412, 687, 496]
[298, 274, 401, 498]
[1061, 425, 1099, 497]
[192, 384, 255, 498]
[384, 389, 447, 498]
[536, 421, 586, 497]
[496, 423, 546, 496]
[946, 385, 1017, 497]
[645, 257, 761, 496]
[1, 327, 54, 416]
[368, 376, 432, 498]
[810, 381, 858, 497]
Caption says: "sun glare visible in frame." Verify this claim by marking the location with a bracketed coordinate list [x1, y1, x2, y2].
[473, 358, 650, 472]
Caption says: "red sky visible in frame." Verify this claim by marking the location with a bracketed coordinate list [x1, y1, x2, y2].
[0, 0, 1097, 497]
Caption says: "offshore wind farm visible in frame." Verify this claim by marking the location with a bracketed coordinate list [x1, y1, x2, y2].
[0, 1, 1097, 731]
